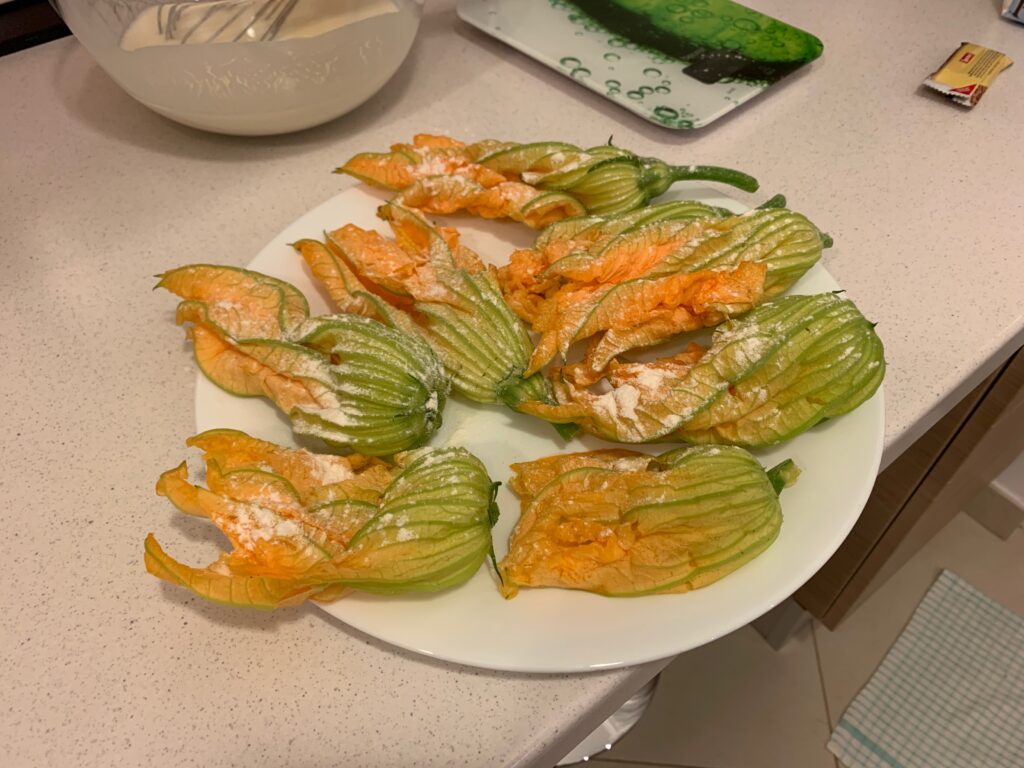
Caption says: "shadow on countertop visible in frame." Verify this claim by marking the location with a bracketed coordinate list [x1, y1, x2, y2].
[155, 579, 596, 682]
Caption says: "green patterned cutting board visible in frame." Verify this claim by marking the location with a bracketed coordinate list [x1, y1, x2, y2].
[457, 0, 823, 129]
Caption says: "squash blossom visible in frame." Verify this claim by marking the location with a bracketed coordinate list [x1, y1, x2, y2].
[511, 145, 761, 216]
[338, 135, 759, 227]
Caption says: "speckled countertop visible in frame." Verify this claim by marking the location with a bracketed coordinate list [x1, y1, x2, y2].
[2, 1, 1023, 766]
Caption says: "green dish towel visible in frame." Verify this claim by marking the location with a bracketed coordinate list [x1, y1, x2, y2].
[828, 570, 1024, 768]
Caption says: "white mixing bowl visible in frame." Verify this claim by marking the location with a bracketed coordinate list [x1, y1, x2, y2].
[52, 0, 423, 135]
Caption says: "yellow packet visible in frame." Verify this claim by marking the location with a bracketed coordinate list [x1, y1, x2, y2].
[923, 42, 1013, 107]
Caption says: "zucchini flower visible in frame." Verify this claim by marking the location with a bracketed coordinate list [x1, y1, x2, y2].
[336, 135, 758, 227]
[499, 445, 798, 598]
[157, 265, 449, 456]
[146, 431, 500, 608]
[519, 292, 885, 447]
[488, 142, 760, 216]
[294, 203, 578, 438]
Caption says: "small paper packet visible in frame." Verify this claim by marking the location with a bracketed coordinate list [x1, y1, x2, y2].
[923, 42, 1013, 107]
[1004, 0, 1024, 25]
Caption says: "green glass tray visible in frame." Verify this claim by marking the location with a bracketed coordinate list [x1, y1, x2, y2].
[457, 0, 823, 129]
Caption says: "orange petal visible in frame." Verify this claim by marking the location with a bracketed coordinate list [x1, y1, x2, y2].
[496, 248, 559, 323]
[157, 265, 308, 339]
[155, 463, 205, 516]
[545, 219, 706, 284]
[204, 464, 305, 516]
[144, 534, 326, 609]
[508, 449, 651, 500]
[377, 203, 452, 259]
[186, 428, 387, 505]
[579, 308, 703, 380]
[182, 317, 333, 411]
[339, 150, 419, 191]
[571, 263, 767, 345]
[512, 397, 585, 426]
[525, 331, 560, 377]
[326, 225, 421, 299]
[395, 177, 582, 228]
[293, 238, 391, 318]
[412, 134, 465, 150]
[187, 322, 269, 397]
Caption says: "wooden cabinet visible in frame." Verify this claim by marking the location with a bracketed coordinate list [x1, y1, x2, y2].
[0, 1, 69, 58]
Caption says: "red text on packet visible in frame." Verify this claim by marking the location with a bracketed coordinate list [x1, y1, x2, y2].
[960, 52, 975, 63]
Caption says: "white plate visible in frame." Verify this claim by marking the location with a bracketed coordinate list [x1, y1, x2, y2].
[194, 185, 884, 673]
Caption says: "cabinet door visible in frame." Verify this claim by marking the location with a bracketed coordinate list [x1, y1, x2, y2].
[0, 1, 70, 58]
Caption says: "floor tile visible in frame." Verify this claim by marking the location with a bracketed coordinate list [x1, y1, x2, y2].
[602, 622, 835, 768]
[814, 512, 1024, 729]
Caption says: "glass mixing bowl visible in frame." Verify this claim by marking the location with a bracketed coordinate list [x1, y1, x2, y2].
[51, 0, 423, 135]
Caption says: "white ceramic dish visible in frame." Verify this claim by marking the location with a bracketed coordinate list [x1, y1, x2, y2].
[194, 185, 884, 673]
[58, 0, 422, 136]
